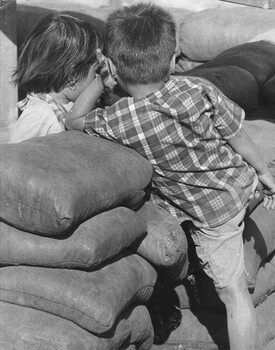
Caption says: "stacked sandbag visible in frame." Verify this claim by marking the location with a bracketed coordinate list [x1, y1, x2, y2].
[149, 112, 275, 350]
[149, 202, 275, 350]
[0, 301, 154, 350]
[175, 41, 275, 112]
[179, 7, 275, 62]
[0, 131, 189, 349]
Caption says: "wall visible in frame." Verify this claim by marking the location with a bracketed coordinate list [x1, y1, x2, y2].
[18, 0, 245, 11]
[0, 0, 17, 143]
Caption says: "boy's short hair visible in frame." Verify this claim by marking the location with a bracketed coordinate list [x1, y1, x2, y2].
[13, 13, 103, 93]
[105, 2, 176, 85]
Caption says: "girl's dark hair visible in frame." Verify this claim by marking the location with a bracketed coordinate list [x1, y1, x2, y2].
[105, 2, 176, 85]
[13, 12, 103, 93]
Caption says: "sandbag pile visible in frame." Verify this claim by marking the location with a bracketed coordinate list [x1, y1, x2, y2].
[4, 4, 275, 350]
[178, 7, 275, 62]
[0, 131, 188, 350]
[148, 201, 275, 350]
[175, 40, 275, 113]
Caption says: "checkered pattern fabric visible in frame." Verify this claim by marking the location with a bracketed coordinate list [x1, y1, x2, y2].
[84, 76, 255, 228]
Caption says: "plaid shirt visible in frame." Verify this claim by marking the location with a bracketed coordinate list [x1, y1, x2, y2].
[84, 76, 255, 228]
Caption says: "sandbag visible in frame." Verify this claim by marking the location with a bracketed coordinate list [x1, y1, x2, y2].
[0, 251, 157, 334]
[152, 290, 275, 350]
[0, 301, 154, 350]
[134, 201, 188, 269]
[179, 7, 275, 61]
[201, 41, 275, 87]
[252, 256, 275, 307]
[244, 203, 275, 288]
[152, 307, 227, 350]
[176, 65, 259, 111]
[262, 74, 275, 104]
[133, 201, 189, 283]
[1, 131, 152, 236]
[16, 6, 111, 49]
[179, 252, 275, 316]
[0, 207, 145, 269]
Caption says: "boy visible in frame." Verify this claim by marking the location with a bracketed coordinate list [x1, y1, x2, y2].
[65, 3, 275, 349]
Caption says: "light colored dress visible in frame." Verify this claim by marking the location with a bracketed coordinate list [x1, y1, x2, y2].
[9, 93, 73, 143]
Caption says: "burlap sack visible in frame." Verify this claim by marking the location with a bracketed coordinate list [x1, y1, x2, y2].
[152, 289, 275, 350]
[179, 7, 275, 61]
[1, 131, 152, 235]
[252, 256, 275, 307]
[176, 65, 259, 111]
[262, 74, 275, 104]
[134, 201, 188, 268]
[201, 41, 275, 87]
[244, 203, 275, 288]
[0, 252, 157, 334]
[0, 301, 154, 350]
[0, 207, 145, 269]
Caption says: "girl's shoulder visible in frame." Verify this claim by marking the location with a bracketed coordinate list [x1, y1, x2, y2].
[18, 94, 55, 117]
[9, 96, 63, 143]
[20, 99, 57, 125]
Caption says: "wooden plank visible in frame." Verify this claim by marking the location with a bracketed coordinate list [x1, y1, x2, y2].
[220, 0, 275, 8]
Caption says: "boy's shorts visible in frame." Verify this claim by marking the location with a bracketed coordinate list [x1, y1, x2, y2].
[189, 207, 246, 289]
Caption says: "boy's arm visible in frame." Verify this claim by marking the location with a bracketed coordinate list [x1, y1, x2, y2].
[227, 127, 275, 210]
[65, 75, 104, 131]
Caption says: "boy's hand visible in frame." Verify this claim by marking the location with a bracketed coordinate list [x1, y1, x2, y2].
[257, 172, 275, 210]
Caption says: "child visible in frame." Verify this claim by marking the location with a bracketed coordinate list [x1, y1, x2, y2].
[9, 12, 103, 143]
[65, 4, 275, 350]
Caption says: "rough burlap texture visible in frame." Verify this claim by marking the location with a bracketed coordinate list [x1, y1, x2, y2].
[0, 301, 154, 350]
[0, 207, 145, 269]
[134, 201, 188, 269]
[179, 7, 275, 61]
[0, 252, 157, 334]
[175, 65, 259, 111]
[1, 131, 152, 236]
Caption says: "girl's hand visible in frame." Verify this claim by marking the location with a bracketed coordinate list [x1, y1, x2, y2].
[93, 74, 104, 92]
[96, 49, 117, 90]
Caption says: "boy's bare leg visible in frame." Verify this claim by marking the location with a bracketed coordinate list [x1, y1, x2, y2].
[217, 272, 256, 350]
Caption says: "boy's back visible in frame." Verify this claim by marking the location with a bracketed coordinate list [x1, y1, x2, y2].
[84, 75, 255, 228]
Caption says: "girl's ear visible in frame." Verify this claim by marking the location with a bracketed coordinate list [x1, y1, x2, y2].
[68, 80, 78, 90]
[170, 53, 177, 74]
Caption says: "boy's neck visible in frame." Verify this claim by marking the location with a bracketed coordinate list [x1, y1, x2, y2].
[122, 80, 168, 99]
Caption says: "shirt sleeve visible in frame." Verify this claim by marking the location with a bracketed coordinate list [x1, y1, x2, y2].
[206, 84, 245, 140]
[9, 101, 63, 143]
[83, 107, 121, 143]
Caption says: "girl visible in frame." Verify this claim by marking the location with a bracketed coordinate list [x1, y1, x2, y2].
[9, 12, 103, 143]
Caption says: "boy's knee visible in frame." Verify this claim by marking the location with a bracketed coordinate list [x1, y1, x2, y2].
[216, 272, 249, 305]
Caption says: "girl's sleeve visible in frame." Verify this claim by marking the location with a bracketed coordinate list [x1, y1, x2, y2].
[9, 103, 63, 143]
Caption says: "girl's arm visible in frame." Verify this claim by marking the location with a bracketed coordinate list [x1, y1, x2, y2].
[65, 75, 104, 131]
[227, 127, 275, 210]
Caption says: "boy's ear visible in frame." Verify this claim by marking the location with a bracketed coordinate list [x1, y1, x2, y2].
[170, 53, 177, 74]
